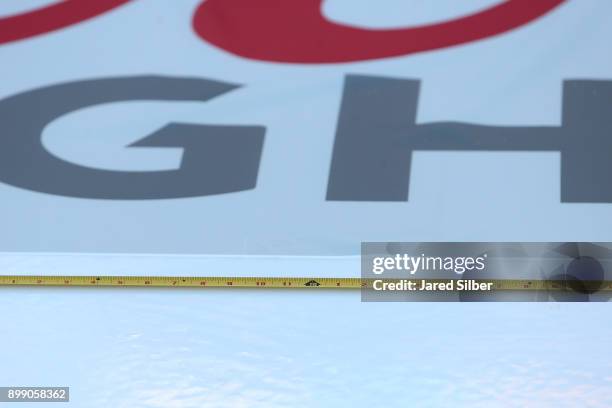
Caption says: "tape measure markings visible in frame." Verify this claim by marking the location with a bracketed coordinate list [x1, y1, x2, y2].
[0, 276, 611, 291]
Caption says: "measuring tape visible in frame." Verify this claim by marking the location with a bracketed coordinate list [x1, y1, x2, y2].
[1, 276, 611, 291]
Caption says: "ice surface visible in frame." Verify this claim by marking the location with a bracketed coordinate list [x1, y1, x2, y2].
[2, 288, 611, 407]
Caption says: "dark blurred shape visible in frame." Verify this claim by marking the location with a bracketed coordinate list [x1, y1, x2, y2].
[544, 243, 612, 301]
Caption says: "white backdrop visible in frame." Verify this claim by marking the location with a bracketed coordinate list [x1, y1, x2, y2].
[1, 0, 611, 256]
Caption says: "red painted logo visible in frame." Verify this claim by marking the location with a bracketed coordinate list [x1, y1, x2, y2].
[193, 0, 567, 63]
[0, 0, 132, 45]
[0, 0, 566, 64]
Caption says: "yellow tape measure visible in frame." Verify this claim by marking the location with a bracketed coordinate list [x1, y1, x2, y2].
[1, 276, 611, 291]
